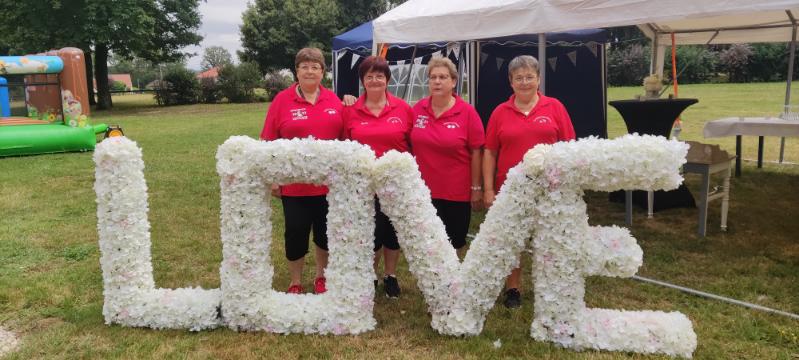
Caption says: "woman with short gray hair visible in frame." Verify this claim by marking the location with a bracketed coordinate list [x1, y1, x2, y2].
[483, 54, 575, 309]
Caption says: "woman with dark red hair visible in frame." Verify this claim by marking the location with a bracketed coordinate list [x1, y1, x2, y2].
[343, 56, 415, 298]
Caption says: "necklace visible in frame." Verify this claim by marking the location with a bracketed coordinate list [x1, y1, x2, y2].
[297, 85, 319, 103]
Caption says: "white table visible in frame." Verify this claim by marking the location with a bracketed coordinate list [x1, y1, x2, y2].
[703, 117, 799, 176]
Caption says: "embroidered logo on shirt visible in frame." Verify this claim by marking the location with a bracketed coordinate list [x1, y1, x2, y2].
[324, 108, 338, 115]
[414, 115, 428, 128]
[387, 117, 403, 125]
[443, 122, 460, 129]
[531, 116, 551, 124]
[290, 108, 308, 120]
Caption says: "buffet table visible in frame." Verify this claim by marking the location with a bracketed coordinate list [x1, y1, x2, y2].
[703, 117, 799, 176]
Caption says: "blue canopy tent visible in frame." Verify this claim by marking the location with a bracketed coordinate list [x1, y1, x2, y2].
[332, 22, 608, 138]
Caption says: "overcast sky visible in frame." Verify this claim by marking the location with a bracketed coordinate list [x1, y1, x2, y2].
[184, 0, 251, 70]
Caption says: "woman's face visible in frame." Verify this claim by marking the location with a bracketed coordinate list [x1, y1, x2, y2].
[509, 67, 540, 98]
[362, 69, 388, 94]
[296, 61, 323, 88]
[428, 66, 455, 98]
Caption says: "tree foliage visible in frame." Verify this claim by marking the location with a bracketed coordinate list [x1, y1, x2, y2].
[201, 46, 233, 70]
[217, 62, 264, 103]
[154, 66, 200, 105]
[239, 0, 340, 73]
[0, 0, 202, 109]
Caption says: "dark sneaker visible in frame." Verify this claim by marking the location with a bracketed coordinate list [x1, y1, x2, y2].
[503, 288, 521, 308]
[383, 275, 400, 298]
[314, 277, 327, 294]
[287, 284, 303, 294]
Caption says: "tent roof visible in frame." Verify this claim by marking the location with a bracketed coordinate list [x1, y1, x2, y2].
[639, 10, 799, 45]
[373, 0, 799, 44]
[333, 21, 607, 52]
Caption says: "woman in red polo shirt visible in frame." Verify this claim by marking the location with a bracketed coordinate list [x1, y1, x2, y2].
[483, 55, 576, 309]
[411, 57, 485, 260]
[343, 56, 414, 298]
[260, 47, 344, 295]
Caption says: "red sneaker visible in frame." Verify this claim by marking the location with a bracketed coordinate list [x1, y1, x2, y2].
[287, 284, 303, 294]
[314, 277, 327, 294]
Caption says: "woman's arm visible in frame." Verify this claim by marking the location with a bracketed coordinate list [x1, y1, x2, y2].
[470, 148, 483, 210]
[482, 149, 497, 208]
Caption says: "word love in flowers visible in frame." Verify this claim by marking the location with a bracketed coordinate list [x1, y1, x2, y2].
[93, 135, 696, 358]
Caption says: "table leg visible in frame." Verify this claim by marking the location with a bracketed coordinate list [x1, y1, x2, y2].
[721, 164, 731, 232]
[647, 190, 654, 219]
[735, 135, 742, 177]
[698, 168, 710, 237]
[757, 136, 764, 168]
[625, 190, 632, 226]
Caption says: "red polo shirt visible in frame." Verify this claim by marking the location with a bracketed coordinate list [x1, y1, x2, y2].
[344, 92, 414, 157]
[260, 83, 344, 196]
[485, 93, 575, 191]
[410, 95, 485, 202]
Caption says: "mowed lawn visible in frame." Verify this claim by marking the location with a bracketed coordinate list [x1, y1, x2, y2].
[0, 83, 797, 359]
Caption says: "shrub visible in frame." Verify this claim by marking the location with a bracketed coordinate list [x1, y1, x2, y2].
[154, 67, 200, 106]
[747, 43, 787, 82]
[110, 80, 127, 92]
[664, 46, 718, 84]
[218, 62, 264, 103]
[719, 44, 754, 83]
[264, 71, 293, 101]
[607, 44, 650, 86]
[199, 77, 221, 103]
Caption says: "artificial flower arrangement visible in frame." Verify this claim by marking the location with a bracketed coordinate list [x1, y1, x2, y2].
[642, 74, 664, 99]
[93, 135, 696, 358]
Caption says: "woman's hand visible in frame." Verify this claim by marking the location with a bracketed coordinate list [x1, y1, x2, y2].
[471, 188, 483, 211]
[342, 94, 357, 106]
[483, 189, 496, 209]
[270, 184, 281, 198]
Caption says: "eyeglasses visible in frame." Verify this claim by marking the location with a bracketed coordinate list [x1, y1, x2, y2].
[512, 76, 538, 84]
[429, 74, 451, 81]
[298, 64, 322, 72]
[364, 74, 386, 82]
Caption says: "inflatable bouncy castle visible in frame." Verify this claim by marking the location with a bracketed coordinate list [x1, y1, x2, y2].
[0, 47, 121, 157]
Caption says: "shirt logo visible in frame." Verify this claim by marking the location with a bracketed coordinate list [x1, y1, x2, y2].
[324, 108, 338, 115]
[531, 116, 551, 124]
[443, 122, 460, 129]
[290, 108, 308, 120]
[414, 115, 428, 129]
[387, 117, 403, 125]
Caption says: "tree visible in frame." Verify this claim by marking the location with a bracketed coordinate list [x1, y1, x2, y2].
[239, 0, 340, 73]
[0, 0, 202, 110]
[201, 46, 233, 70]
[719, 44, 753, 83]
[336, 0, 388, 30]
[217, 62, 263, 103]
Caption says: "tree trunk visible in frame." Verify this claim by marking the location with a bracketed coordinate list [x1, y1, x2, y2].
[83, 46, 96, 106]
[94, 43, 113, 110]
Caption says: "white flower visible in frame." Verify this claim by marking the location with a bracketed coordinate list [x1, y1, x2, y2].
[93, 134, 695, 358]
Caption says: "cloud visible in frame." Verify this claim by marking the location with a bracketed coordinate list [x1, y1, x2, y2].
[185, 0, 250, 70]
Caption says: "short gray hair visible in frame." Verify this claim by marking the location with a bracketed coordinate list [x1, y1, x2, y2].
[507, 55, 540, 78]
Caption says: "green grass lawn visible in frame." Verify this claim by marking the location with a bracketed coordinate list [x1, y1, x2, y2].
[1, 84, 798, 359]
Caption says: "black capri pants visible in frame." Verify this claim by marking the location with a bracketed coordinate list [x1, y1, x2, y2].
[431, 199, 471, 249]
[374, 199, 400, 251]
[281, 195, 329, 261]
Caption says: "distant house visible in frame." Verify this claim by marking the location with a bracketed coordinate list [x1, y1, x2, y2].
[93, 74, 133, 91]
[196, 67, 219, 82]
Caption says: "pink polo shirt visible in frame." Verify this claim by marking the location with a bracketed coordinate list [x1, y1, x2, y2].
[485, 93, 575, 191]
[411, 95, 485, 202]
[260, 83, 344, 197]
[344, 92, 414, 157]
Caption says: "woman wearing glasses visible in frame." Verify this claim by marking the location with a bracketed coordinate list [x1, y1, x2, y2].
[343, 56, 414, 298]
[260, 47, 344, 295]
[410, 57, 485, 260]
[483, 55, 575, 309]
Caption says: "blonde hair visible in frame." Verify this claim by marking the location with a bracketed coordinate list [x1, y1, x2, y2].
[427, 57, 458, 79]
[295, 47, 325, 71]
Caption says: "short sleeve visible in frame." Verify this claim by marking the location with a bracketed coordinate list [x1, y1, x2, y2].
[556, 101, 576, 141]
[260, 91, 283, 140]
[485, 108, 501, 151]
[466, 106, 485, 149]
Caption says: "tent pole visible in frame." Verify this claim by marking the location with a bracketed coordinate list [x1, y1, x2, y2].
[402, 46, 417, 100]
[538, 34, 546, 95]
[650, 31, 659, 74]
[780, 14, 797, 163]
